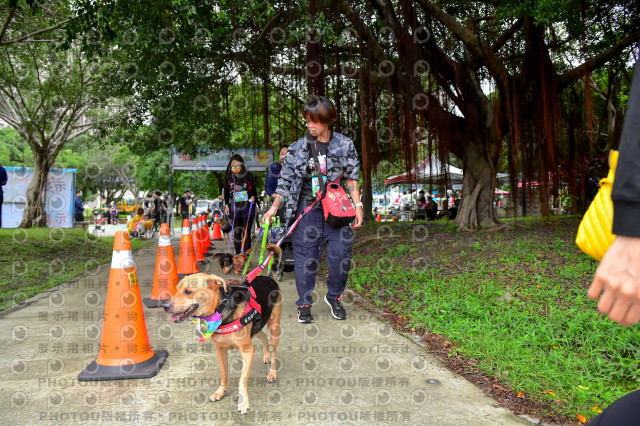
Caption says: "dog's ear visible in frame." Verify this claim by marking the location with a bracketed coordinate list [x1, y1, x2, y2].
[205, 275, 228, 293]
[243, 248, 253, 256]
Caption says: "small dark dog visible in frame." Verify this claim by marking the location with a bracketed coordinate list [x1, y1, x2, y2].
[213, 252, 234, 274]
[213, 245, 281, 279]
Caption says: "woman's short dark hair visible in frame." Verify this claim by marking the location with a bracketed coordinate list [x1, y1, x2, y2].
[136, 207, 144, 215]
[301, 95, 338, 127]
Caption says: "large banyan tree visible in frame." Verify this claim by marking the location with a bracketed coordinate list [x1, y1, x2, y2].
[72, 0, 639, 228]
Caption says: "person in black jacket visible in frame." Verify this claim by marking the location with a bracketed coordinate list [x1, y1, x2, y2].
[586, 57, 640, 425]
[223, 154, 258, 254]
[0, 164, 7, 228]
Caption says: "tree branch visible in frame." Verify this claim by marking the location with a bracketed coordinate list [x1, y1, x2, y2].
[415, 0, 512, 89]
[491, 18, 523, 52]
[559, 28, 640, 88]
[0, 8, 16, 44]
[0, 18, 69, 46]
[335, 0, 391, 66]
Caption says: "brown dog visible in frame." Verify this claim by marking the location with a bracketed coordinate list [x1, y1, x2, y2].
[213, 218, 231, 244]
[213, 245, 281, 279]
[164, 268, 282, 414]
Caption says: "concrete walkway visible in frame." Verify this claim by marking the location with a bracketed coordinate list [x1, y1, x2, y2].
[0, 231, 534, 425]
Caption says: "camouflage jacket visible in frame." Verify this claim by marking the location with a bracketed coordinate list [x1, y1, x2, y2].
[275, 131, 360, 224]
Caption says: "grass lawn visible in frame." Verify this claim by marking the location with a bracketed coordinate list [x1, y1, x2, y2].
[347, 216, 636, 424]
[0, 229, 147, 311]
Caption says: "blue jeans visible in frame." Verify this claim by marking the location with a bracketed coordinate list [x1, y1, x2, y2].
[291, 204, 354, 306]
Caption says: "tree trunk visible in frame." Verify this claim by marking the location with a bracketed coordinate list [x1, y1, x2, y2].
[19, 151, 51, 228]
[455, 137, 499, 230]
[306, 0, 324, 96]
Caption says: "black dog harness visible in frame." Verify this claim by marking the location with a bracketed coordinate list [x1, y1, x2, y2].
[214, 286, 262, 336]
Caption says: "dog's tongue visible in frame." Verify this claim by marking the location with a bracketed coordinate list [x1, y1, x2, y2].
[171, 314, 180, 322]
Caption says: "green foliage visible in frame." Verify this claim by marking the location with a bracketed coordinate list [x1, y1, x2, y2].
[0, 228, 149, 311]
[349, 218, 635, 421]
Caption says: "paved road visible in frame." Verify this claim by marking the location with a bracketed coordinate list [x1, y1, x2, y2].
[0, 231, 536, 425]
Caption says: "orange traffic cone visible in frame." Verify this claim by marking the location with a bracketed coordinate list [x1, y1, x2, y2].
[198, 216, 211, 257]
[177, 219, 198, 279]
[204, 216, 213, 248]
[212, 214, 223, 241]
[376, 212, 381, 222]
[78, 231, 168, 381]
[144, 223, 179, 308]
[192, 220, 208, 265]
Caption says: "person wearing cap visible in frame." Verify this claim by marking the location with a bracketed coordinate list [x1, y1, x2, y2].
[178, 189, 191, 222]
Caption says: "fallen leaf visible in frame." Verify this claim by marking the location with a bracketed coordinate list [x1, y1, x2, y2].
[577, 414, 587, 423]
[592, 406, 602, 413]
[517, 392, 525, 398]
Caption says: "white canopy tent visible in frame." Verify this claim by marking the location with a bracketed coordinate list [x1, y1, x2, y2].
[384, 155, 465, 185]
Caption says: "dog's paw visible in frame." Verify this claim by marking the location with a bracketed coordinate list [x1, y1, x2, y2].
[209, 387, 227, 402]
[263, 353, 271, 364]
[237, 391, 249, 414]
[266, 372, 277, 383]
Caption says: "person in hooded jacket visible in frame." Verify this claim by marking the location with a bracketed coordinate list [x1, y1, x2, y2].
[265, 145, 289, 223]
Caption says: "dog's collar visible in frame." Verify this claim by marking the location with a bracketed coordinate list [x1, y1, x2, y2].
[192, 287, 230, 321]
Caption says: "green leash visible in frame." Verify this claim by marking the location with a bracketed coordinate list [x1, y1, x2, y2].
[266, 216, 280, 275]
[242, 221, 271, 276]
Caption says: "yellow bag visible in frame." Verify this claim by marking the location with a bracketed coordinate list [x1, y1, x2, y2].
[575, 150, 618, 261]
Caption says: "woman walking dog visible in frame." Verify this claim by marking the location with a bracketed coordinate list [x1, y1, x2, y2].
[262, 95, 363, 323]
[223, 154, 259, 255]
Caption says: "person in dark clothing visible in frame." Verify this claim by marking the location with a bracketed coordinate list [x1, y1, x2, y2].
[265, 145, 289, 197]
[178, 189, 191, 221]
[262, 95, 363, 324]
[265, 145, 289, 224]
[74, 189, 84, 222]
[151, 190, 166, 223]
[586, 58, 640, 425]
[0, 164, 7, 228]
[223, 154, 258, 254]
[426, 195, 438, 220]
[143, 193, 153, 215]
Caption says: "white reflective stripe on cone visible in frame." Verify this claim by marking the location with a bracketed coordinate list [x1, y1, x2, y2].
[158, 235, 172, 246]
[181, 225, 190, 235]
[111, 250, 136, 269]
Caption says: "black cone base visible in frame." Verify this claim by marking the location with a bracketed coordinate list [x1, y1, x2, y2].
[143, 297, 169, 308]
[177, 273, 196, 280]
[78, 350, 168, 381]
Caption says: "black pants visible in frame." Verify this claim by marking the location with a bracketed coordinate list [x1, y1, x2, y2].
[0, 193, 3, 228]
[232, 214, 254, 254]
[74, 213, 84, 222]
[587, 389, 640, 425]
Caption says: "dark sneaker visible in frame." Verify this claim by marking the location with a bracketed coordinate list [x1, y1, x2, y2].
[324, 294, 347, 320]
[297, 305, 314, 323]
